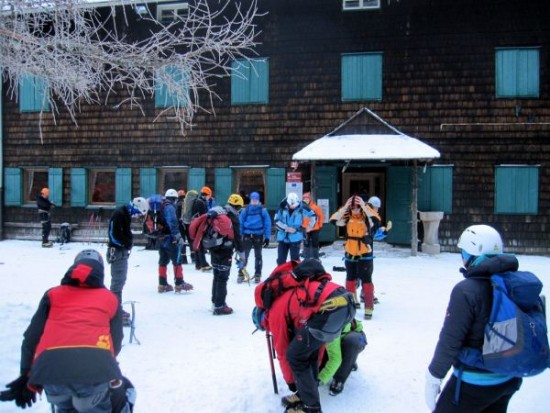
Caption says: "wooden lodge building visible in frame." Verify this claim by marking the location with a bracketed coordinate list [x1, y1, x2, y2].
[1, 0, 549, 254]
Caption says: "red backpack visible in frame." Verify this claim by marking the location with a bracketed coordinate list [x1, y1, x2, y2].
[188, 210, 234, 251]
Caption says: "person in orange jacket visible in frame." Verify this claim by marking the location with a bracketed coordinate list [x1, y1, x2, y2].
[301, 192, 324, 260]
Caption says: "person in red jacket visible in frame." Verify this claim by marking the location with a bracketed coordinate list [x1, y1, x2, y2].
[0, 249, 124, 412]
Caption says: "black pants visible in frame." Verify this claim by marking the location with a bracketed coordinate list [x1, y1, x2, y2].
[39, 212, 51, 243]
[242, 234, 263, 275]
[286, 326, 324, 409]
[277, 241, 300, 265]
[211, 249, 232, 307]
[303, 230, 320, 260]
[434, 376, 522, 413]
[333, 331, 366, 384]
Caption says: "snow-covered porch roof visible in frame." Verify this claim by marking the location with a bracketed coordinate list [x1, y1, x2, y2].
[292, 108, 440, 162]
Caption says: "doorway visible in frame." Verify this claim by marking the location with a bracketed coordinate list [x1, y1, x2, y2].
[342, 172, 385, 206]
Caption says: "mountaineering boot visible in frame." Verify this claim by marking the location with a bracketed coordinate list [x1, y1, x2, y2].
[329, 380, 344, 396]
[281, 393, 301, 408]
[158, 284, 174, 293]
[42, 241, 53, 248]
[213, 305, 233, 315]
[200, 265, 213, 272]
[254, 274, 261, 284]
[364, 307, 373, 320]
[175, 281, 194, 292]
[285, 405, 322, 413]
[237, 270, 245, 284]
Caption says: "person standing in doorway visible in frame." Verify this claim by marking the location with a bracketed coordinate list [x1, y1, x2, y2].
[36, 187, 55, 248]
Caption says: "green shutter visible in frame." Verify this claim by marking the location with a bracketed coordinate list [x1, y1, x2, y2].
[155, 65, 189, 109]
[19, 75, 50, 112]
[4, 168, 22, 206]
[517, 49, 539, 97]
[140, 168, 157, 197]
[48, 168, 63, 206]
[315, 166, 338, 242]
[266, 168, 286, 210]
[386, 166, 412, 245]
[417, 166, 453, 213]
[70, 168, 88, 207]
[231, 59, 269, 104]
[495, 166, 538, 214]
[214, 168, 233, 207]
[115, 168, 132, 206]
[342, 53, 383, 101]
[187, 167, 206, 192]
[496, 48, 539, 98]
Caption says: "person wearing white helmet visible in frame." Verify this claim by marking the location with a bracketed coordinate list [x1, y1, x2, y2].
[157, 189, 194, 293]
[107, 196, 150, 324]
[425, 225, 522, 413]
[274, 192, 317, 265]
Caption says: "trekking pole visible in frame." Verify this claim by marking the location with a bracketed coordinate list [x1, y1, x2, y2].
[266, 332, 279, 394]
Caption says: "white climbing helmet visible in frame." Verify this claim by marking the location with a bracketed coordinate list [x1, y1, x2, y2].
[367, 196, 381, 208]
[457, 224, 503, 256]
[131, 197, 149, 216]
[286, 192, 300, 208]
[165, 188, 178, 199]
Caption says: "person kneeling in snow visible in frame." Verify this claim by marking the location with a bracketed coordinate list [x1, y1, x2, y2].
[0, 249, 130, 413]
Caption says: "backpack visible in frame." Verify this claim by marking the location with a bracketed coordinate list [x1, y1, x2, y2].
[143, 195, 167, 239]
[188, 207, 234, 251]
[254, 259, 355, 342]
[182, 190, 199, 224]
[57, 222, 71, 244]
[458, 271, 550, 377]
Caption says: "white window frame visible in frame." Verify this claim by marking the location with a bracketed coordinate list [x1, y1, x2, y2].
[157, 2, 189, 25]
[343, 0, 381, 11]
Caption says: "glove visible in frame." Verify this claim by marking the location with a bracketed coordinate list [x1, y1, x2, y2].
[424, 371, 442, 412]
[3, 375, 36, 409]
[286, 227, 296, 234]
[287, 382, 297, 393]
[174, 234, 185, 247]
[251, 307, 265, 331]
[262, 238, 270, 248]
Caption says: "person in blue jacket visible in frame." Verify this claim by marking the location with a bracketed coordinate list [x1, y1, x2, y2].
[274, 193, 316, 265]
[239, 191, 272, 283]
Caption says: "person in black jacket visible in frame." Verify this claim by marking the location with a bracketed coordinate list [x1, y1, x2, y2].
[36, 187, 55, 247]
[107, 197, 149, 322]
[0, 249, 124, 412]
[191, 186, 213, 271]
[425, 225, 522, 413]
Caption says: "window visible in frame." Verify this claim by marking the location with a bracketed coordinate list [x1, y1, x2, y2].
[343, 0, 380, 11]
[231, 58, 269, 105]
[495, 165, 539, 214]
[495, 48, 540, 98]
[23, 169, 48, 204]
[159, 168, 188, 193]
[90, 169, 116, 205]
[19, 75, 50, 112]
[155, 65, 189, 109]
[235, 168, 266, 204]
[157, 2, 189, 25]
[418, 165, 453, 214]
[342, 53, 383, 101]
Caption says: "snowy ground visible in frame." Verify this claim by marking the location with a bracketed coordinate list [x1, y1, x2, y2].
[0, 239, 549, 413]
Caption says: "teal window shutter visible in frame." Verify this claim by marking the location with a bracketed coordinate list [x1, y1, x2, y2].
[48, 168, 63, 206]
[342, 53, 383, 101]
[19, 75, 51, 112]
[417, 166, 453, 213]
[495, 166, 539, 214]
[231, 59, 269, 104]
[155, 65, 189, 108]
[140, 168, 158, 197]
[70, 168, 88, 207]
[266, 168, 286, 210]
[187, 167, 206, 192]
[4, 168, 22, 206]
[495, 48, 540, 98]
[115, 168, 132, 206]
[214, 168, 233, 207]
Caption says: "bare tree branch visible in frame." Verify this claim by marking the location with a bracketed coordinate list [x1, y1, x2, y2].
[0, 0, 261, 136]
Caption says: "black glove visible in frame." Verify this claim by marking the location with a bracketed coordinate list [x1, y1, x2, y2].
[3, 376, 36, 409]
[262, 238, 270, 248]
[288, 382, 297, 393]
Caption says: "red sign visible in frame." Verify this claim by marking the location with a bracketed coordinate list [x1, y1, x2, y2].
[286, 172, 302, 182]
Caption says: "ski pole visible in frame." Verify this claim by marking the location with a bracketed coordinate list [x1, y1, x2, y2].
[266, 332, 278, 394]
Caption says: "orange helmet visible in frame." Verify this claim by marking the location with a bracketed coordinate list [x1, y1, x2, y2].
[41, 188, 50, 197]
[177, 189, 186, 197]
[201, 186, 212, 196]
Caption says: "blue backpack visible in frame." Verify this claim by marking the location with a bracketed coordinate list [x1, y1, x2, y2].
[143, 195, 167, 238]
[458, 271, 550, 377]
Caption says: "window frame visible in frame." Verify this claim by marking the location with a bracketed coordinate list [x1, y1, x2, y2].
[343, 0, 381, 11]
[495, 47, 540, 99]
[341, 52, 383, 101]
[23, 168, 49, 205]
[234, 167, 267, 205]
[156, 2, 189, 25]
[89, 168, 116, 206]
[158, 167, 189, 194]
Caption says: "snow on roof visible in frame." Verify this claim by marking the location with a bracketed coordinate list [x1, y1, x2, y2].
[292, 133, 441, 161]
[292, 107, 441, 161]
